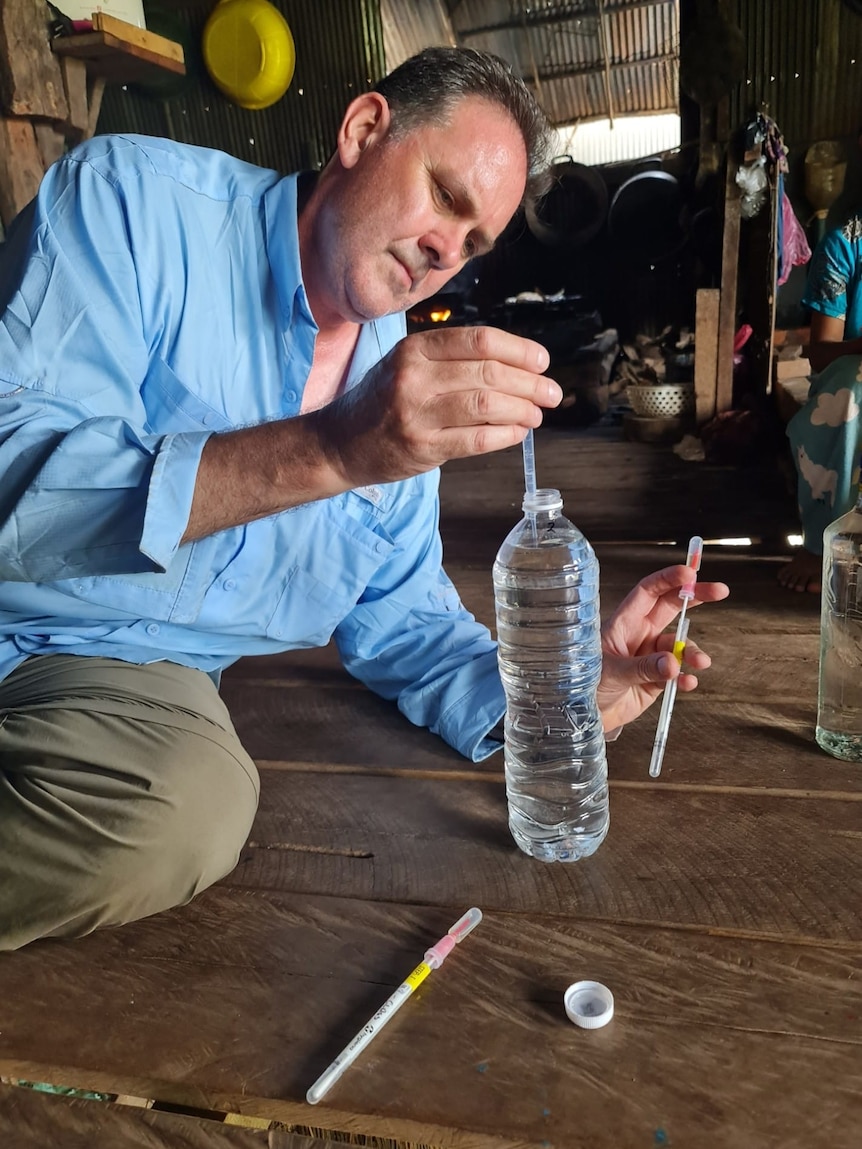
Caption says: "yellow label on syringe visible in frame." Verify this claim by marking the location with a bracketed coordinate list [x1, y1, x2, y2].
[404, 962, 432, 991]
[672, 639, 686, 663]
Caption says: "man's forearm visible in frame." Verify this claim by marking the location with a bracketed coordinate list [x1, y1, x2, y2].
[181, 413, 347, 543]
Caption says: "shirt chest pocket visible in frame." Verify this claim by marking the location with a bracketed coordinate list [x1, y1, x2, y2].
[262, 498, 396, 646]
[140, 358, 233, 434]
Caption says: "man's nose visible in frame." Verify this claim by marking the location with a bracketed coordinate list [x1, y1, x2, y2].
[421, 227, 466, 271]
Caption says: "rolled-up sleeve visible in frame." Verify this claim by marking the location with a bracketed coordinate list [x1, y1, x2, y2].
[0, 150, 210, 582]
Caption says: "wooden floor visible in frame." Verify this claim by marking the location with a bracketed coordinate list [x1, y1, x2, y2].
[2, 425, 861, 1148]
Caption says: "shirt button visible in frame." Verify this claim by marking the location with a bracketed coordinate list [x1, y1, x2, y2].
[146, 623, 160, 636]
[285, 389, 298, 404]
[223, 578, 236, 591]
[374, 541, 386, 554]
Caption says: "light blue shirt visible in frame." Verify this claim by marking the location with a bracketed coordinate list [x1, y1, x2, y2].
[803, 213, 862, 339]
[0, 135, 505, 760]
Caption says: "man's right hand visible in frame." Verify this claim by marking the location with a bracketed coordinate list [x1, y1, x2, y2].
[184, 326, 559, 543]
[311, 325, 561, 490]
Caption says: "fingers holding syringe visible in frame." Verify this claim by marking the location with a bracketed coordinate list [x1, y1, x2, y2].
[651, 564, 729, 611]
[653, 634, 711, 692]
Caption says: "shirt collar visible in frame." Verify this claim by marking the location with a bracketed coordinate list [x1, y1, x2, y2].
[263, 172, 314, 330]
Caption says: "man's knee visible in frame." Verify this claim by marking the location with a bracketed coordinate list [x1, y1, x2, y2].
[0, 724, 260, 949]
[105, 745, 260, 917]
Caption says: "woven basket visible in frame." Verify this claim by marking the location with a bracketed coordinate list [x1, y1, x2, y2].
[627, 383, 695, 418]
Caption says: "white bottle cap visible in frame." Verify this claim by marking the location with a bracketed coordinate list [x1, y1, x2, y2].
[564, 980, 614, 1029]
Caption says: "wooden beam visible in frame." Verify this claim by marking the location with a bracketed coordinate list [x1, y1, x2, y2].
[716, 152, 742, 412]
[694, 287, 720, 424]
[0, 117, 43, 228]
[33, 121, 65, 171]
[59, 55, 88, 134]
[0, 0, 68, 120]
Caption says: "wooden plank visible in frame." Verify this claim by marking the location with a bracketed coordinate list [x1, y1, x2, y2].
[0, 892, 859, 1148]
[694, 287, 720, 424]
[716, 154, 742, 413]
[92, 12, 184, 64]
[433, 546, 820, 639]
[87, 74, 106, 138]
[219, 771, 862, 943]
[0, 117, 43, 228]
[221, 645, 844, 797]
[59, 55, 89, 134]
[52, 17, 185, 85]
[33, 122, 66, 171]
[0, 0, 68, 119]
[437, 436, 798, 550]
[0, 1083, 272, 1148]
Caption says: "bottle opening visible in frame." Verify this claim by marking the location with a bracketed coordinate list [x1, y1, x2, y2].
[523, 487, 563, 514]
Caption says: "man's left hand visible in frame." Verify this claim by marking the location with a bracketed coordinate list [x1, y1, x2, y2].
[598, 564, 730, 734]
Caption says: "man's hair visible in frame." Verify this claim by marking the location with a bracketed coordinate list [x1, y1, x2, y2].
[373, 47, 553, 211]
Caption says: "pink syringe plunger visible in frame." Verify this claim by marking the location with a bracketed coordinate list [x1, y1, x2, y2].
[680, 535, 704, 601]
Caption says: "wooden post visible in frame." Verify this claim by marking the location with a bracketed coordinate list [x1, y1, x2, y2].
[716, 152, 742, 412]
[0, 117, 43, 227]
[694, 287, 720, 425]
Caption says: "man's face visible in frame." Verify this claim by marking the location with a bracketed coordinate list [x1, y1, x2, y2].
[314, 95, 528, 324]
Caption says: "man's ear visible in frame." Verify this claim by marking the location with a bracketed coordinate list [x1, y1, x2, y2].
[336, 92, 392, 169]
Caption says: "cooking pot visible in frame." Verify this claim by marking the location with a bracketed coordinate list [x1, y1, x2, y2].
[526, 158, 608, 250]
[608, 169, 685, 264]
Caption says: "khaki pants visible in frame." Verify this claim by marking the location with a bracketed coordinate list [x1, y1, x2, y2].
[0, 656, 259, 950]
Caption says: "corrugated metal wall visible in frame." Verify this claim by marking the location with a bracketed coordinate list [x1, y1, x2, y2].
[97, 0, 386, 173]
[729, 0, 862, 146]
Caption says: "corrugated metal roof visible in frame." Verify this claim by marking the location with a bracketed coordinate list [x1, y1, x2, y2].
[94, 1, 681, 168]
[728, 0, 862, 146]
[380, 0, 680, 125]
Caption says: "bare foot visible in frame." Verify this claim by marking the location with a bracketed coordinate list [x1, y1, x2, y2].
[777, 550, 822, 593]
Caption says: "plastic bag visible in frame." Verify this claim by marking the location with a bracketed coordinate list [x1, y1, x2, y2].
[736, 157, 769, 219]
[778, 190, 811, 285]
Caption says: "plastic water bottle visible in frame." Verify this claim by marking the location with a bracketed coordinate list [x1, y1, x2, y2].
[817, 469, 862, 761]
[493, 487, 610, 861]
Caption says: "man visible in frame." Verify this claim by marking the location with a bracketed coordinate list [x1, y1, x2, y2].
[0, 48, 728, 950]
[781, 205, 862, 593]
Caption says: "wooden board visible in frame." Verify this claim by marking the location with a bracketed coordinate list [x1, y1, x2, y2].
[1, 426, 858, 1147]
[716, 155, 742, 413]
[1, 892, 860, 1148]
[0, 1083, 270, 1148]
[52, 12, 185, 84]
[0, 116, 43, 227]
[694, 287, 720, 425]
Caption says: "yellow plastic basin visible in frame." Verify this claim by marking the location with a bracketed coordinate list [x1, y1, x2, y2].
[203, 0, 296, 110]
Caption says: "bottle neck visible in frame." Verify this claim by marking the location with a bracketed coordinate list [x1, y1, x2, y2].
[522, 487, 563, 519]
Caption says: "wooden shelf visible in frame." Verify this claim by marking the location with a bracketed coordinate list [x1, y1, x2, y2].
[52, 11, 185, 85]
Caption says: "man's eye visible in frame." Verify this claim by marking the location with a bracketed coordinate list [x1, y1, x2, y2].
[437, 183, 454, 208]
[463, 237, 477, 259]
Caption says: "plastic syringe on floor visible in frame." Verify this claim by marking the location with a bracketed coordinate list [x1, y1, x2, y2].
[648, 535, 704, 779]
[306, 907, 483, 1106]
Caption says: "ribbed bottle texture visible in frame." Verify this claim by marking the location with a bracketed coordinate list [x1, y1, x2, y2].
[493, 489, 610, 861]
[817, 482, 862, 762]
